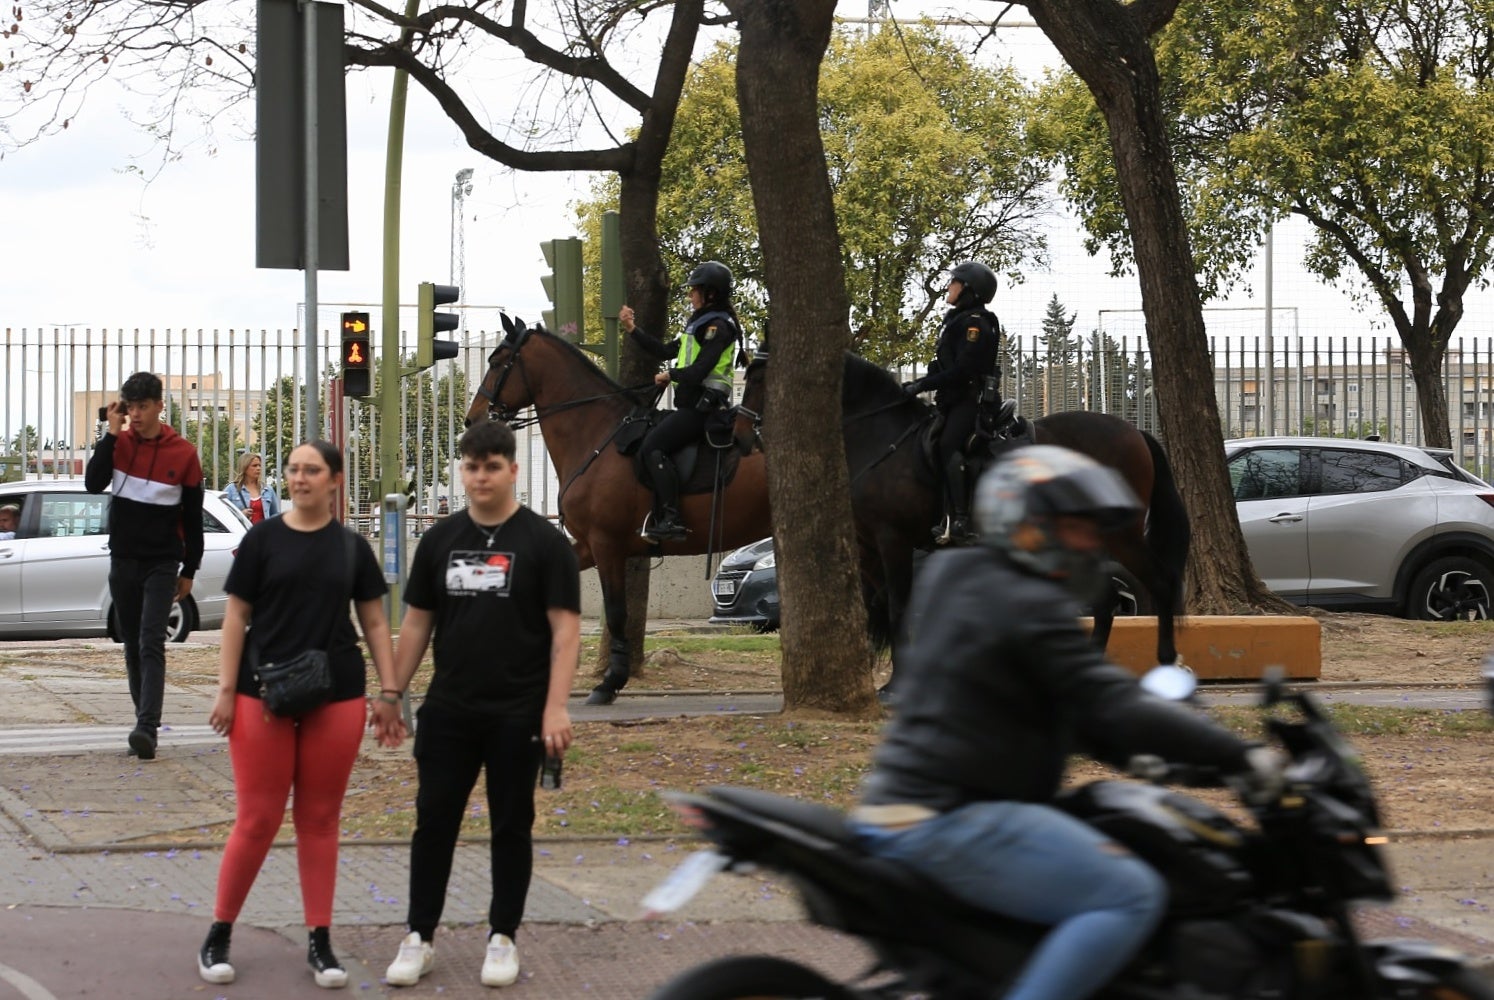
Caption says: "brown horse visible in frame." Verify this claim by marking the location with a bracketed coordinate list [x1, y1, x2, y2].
[466, 315, 772, 704]
[737, 351, 1190, 693]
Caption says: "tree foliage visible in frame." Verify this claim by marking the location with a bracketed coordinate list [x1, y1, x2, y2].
[578, 25, 1050, 365]
[1037, 0, 1494, 448]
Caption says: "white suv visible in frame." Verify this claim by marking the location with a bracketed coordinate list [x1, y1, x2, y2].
[0, 479, 250, 642]
[1226, 436, 1494, 620]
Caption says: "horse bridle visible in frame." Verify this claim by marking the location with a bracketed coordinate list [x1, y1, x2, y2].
[474, 325, 533, 425]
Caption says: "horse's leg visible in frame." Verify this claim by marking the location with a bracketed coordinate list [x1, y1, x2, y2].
[1089, 575, 1119, 654]
[875, 534, 918, 703]
[585, 551, 632, 706]
[1102, 528, 1180, 667]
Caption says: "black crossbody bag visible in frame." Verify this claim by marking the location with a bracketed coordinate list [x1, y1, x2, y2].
[249, 526, 360, 718]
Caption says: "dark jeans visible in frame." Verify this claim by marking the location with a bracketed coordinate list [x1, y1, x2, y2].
[108, 557, 178, 733]
[406, 703, 544, 941]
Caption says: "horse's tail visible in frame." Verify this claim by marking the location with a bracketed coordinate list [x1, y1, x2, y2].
[1142, 431, 1191, 613]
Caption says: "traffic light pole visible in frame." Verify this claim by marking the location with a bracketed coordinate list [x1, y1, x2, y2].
[376, 0, 421, 629]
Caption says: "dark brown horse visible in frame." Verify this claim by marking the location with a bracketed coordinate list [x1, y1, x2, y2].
[466, 316, 772, 704]
[737, 351, 1190, 692]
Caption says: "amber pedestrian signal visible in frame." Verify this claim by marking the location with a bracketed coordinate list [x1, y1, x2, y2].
[341, 311, 372, 397]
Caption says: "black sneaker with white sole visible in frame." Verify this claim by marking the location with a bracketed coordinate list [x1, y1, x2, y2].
[128, 728, 157, 760]
[308, 926, 349, 989]
[198, 921, 235, 984]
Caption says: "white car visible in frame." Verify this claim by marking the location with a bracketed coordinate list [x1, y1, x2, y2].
[0, 479, 250, 642]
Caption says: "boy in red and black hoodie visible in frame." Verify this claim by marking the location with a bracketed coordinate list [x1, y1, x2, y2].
[86, 371, 204, 759]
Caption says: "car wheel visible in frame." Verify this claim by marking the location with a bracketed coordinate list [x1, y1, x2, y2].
[167, 597, 197, 643]
[1407, 556, 1494, 621]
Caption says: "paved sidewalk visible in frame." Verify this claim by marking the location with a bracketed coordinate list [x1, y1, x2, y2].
[0, 638, 1490, 998]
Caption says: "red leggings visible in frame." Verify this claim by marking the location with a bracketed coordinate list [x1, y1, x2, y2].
[214, 694, 366, 926]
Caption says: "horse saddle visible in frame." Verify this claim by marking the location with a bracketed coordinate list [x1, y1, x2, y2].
[615, 408, 742, 495]
[919, 403, 1031, 470]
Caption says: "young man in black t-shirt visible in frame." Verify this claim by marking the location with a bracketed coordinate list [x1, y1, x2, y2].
[377, 420, 580, 989]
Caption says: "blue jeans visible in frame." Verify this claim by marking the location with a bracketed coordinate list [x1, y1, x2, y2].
[855, 801, 1166, 1000]
[108, 557, 178, 733]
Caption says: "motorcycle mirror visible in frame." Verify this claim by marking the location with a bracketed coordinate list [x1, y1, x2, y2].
[1139, 664, 1196, 702]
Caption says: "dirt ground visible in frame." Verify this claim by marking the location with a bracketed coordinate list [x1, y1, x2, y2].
[7, 611, 1493, 842]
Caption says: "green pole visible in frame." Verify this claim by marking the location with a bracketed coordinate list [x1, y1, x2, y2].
[378, 0, 421, 629]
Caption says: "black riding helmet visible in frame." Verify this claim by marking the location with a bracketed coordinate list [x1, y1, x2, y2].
[687, 261, 733, 305]
[949, 261, 997, 307]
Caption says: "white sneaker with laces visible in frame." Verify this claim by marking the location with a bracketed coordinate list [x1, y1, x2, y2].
[481, 933, 519, 987]
[385, 932, 434, 987]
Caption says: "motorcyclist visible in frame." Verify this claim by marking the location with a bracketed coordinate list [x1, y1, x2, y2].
[902, 260, 1006, 545]
[619, 261, 742, 542]
[852, 445, 1285, 1000]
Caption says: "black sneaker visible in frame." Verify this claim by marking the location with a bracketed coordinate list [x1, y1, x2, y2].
[128, 728, 157, 760]
[308, 926, 348, 989]
[198, 921, 235, 984]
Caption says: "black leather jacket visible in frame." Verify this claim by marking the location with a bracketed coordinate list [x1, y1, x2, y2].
[860, 547, 1252, 813]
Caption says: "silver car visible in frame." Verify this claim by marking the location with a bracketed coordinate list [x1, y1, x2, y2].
[1225, 436, 1494, 620]
[0, 479, 250, 642]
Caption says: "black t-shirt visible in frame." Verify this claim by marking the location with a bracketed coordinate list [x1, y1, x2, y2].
[404, 506, 581, 719]
[225, 519, 388, 702]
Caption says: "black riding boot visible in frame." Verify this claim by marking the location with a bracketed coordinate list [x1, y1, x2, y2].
[940, 454, 977, 545]
[644, 450, 687, 541]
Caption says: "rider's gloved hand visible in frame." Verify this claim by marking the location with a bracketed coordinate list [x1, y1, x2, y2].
[1227, 746, 1289, 805]
[901, 380, 923, 397]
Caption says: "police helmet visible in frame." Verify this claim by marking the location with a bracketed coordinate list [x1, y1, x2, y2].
[949, 261, 997, 306]
[686, 261, 733, 304]
[975, 445, 1142, 585]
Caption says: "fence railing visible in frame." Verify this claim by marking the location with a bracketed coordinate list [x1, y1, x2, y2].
[6, 328, 1494, 519]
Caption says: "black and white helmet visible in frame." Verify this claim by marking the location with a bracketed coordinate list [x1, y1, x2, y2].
[975, 446, 1141, 584]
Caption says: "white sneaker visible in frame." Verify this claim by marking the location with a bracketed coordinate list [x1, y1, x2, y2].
[480, 933, 519, 988]
[385, 932, 434, 987]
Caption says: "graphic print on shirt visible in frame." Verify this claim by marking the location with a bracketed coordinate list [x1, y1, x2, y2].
[445, 549, 514, 596]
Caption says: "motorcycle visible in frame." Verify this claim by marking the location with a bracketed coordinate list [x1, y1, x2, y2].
[642, 671, 1493, 1000]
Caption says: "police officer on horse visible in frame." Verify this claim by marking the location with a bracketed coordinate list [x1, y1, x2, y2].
[619, 261, 743, 542]
[903, 260, 1010, 545]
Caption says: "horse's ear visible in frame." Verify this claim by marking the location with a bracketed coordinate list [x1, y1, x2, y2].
[501, 313, 517, 337]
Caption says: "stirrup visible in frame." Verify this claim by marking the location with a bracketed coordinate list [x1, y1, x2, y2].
[643, 512, 687, 541]
[932, 516, 954, 546]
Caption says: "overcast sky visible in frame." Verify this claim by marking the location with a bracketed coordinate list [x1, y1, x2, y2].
[3, 5, 1487, 350]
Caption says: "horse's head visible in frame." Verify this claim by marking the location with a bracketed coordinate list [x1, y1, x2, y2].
[465, 313, 537, 426]
[732, 348, 769, 453]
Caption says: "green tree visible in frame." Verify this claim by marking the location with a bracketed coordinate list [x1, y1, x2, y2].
[577, 26, 1050, 365]
[175, 408, 245, 491]
[1040, 0, 1494, 450]
[1086, 329, 1150, 425]
[1021, 0, 1289, 616]
[1038, 294, 1085, 412]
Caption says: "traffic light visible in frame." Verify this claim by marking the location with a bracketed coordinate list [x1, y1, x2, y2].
[539, 238, 584, 341]
[416, 282, 461, 370]
[340, 311, 372, 397]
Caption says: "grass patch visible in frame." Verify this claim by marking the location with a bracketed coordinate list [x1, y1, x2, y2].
[1208, 703, 1494, 739]
[580, 635, 781, 658]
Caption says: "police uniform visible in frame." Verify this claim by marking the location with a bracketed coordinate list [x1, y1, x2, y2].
[630, 308, 741, 536]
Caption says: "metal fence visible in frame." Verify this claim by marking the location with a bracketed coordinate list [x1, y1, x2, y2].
[6, 328, 1494, 520]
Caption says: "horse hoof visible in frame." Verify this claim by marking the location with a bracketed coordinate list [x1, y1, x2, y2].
[585, 687, 618, 706]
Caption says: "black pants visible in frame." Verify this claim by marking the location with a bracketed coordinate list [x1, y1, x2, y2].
[937, 400, 978, 468]
[641, 406, 707, 460]
[406, 704, 544, 941]
[108, 557, 178, 733]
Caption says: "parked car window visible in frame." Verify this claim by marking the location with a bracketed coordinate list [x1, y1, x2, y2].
[1230, 449, 1303, 500]
[1317, 449, 1408, 495]
[38, 493, 109, 537]
[203, 508, 233, 534]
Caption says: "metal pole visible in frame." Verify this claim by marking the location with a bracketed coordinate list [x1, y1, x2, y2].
[1263, 224, 1274, 436]
[302, 0, 321, 440]
[379, 0, 421, 627]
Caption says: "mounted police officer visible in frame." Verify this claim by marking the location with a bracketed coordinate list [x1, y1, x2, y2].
[618, 261, 742, 542]
[902, 260, 1008, 545]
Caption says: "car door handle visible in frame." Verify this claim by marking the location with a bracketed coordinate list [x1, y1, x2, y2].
[1267, 512, 1304, 523]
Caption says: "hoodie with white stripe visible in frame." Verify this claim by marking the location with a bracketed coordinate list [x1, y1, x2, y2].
[85, 425, 205, 578]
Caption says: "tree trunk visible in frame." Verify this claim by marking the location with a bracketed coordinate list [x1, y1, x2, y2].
[592, 3, 704, 679]
[1023, 0, 1294, 615]
[731, 0, 880, 717]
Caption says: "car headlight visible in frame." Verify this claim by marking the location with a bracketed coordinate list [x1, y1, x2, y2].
[754, 551, 775, 571]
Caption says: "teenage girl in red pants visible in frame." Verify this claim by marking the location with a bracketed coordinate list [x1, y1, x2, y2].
[200, 441, 406, 988]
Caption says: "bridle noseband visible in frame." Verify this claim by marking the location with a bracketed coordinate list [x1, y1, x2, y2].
[475, 325, 532, 424]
